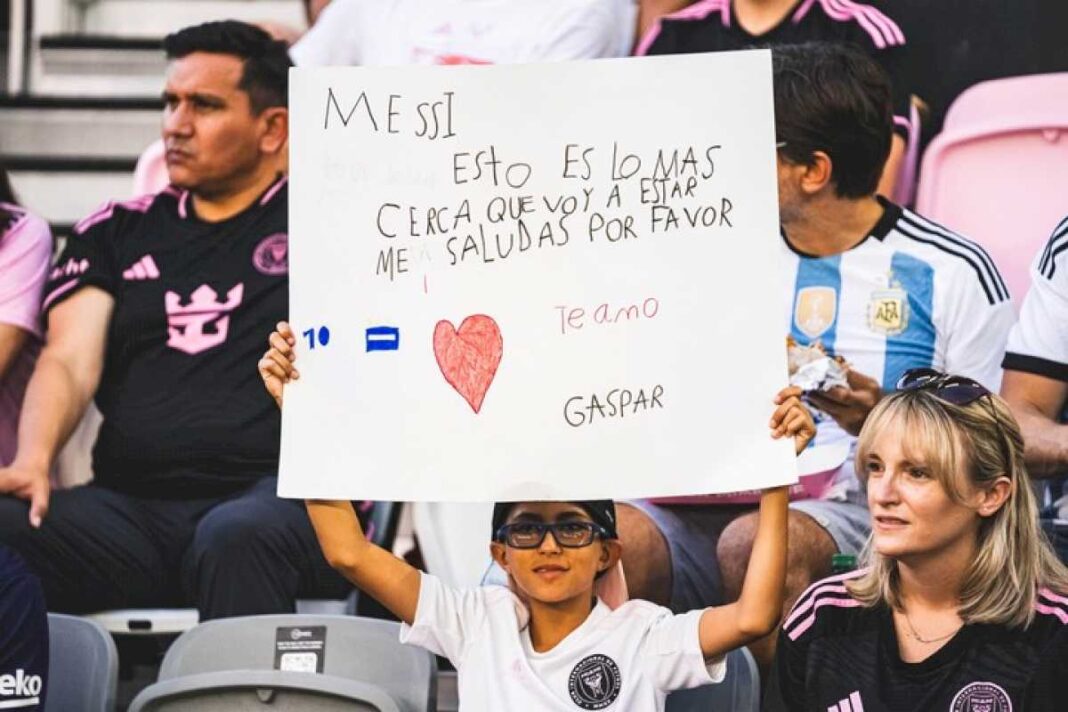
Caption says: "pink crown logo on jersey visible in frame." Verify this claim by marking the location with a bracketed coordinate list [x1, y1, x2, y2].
[164, 283, 244, 355]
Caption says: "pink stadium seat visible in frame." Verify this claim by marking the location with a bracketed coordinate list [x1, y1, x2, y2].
[131, 138, 168, 196]
[915, 73, 1068, 304]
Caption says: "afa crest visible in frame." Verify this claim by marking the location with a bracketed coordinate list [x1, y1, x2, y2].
[868, 286, 908, 336]
[794, 286, 838, 340]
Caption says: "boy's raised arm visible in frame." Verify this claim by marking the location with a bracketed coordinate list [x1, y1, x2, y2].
[258, 323, 423, 625]
[305, 499, 422, 625]
[696, 487, 788, 660]
[696, 388, 813, 661]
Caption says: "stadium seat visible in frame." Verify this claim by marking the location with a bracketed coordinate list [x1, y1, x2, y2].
[665, 646, 760, 712]
[127, 615, 437, 712]
[915, 72, 1068, 302]
[45, 613, 119, 712]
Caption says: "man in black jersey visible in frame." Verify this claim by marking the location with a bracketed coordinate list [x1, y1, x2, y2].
[637, 0, 912, 198]
[0, 21, 350, 619]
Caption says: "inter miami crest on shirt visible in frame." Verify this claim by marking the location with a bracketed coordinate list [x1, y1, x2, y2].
[568, 654, 621, 709]
[950, 682, 1013, 712]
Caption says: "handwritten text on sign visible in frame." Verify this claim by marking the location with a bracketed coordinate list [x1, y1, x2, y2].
[280, 52, 796, 501]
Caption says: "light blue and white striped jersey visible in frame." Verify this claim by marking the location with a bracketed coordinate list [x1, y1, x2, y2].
[782, 199, 1016, 498]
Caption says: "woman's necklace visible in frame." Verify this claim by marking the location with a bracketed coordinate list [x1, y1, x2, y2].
[902, 608, 963, 644]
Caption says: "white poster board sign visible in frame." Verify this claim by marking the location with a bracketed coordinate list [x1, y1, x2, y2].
[281, 51, 796, 501]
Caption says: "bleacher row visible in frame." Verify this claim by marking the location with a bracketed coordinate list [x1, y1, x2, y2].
[2, 1, 1067, 711]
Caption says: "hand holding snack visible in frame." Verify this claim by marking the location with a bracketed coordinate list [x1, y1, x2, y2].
[804, 369, 882, 436]
[787, 336, 849, 392]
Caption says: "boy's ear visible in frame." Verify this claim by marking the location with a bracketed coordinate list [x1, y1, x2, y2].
[490, 541, 509, 572]
[599, 539, 622, 573]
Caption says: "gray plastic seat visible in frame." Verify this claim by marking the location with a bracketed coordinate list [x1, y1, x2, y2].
[45, 613, 118, 712]
[665, 647, 760, 712]
[128, 614, 436, 712]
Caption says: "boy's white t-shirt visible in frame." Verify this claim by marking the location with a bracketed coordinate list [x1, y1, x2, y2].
[400, 572, 725, 710]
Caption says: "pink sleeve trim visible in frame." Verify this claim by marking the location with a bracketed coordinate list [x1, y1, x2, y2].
[42, 279, 80, 311]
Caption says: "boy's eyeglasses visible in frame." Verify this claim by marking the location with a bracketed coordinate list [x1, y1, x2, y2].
[896, 368, 990, 405]
[495, 521, 607, 549]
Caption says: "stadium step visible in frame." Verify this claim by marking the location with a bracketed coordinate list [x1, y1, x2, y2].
[0, 96, 160, 160]
[71, 0, 304, 39]
[31, 35, 166, 98]
[7, 155, 135, 227]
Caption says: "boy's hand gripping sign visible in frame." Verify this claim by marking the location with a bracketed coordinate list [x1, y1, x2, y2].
[280, 51, 797, 501]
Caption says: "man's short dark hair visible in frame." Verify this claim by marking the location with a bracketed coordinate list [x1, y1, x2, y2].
[163, 20, 293, 114]
[772, 42, 893, 199]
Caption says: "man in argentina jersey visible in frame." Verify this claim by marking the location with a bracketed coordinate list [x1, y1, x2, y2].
[636, 0, 913, 197]
[725, 43, 1014, 667]
[0, 22, 350, 619]
[618, 44, 1015, 675]
[1001, 214, 1068, 563]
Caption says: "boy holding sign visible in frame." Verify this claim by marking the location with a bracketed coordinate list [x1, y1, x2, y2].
[260, 322, 814, 709]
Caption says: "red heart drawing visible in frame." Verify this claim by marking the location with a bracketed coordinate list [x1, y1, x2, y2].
[433, 315, 503, 413]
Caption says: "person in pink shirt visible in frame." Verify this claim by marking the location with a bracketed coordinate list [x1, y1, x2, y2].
[0, 166, 52, 470]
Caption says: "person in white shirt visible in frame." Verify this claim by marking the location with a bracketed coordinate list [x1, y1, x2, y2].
[1001, 215, 1068, 563]
[258, 321, 815, 710]
[290, 0, 637, 67]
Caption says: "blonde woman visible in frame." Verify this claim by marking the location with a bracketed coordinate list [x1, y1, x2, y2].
[765, 368, 1068, 712]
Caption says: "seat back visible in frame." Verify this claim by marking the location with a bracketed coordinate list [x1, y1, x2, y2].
[665, 646, 760, 712]
[44, 614, 118, 712]
[152, 615, 435, 712]
[915, 72, 1068, 302]
[130, 670, 400, 712]
[412, 502, 495, 587]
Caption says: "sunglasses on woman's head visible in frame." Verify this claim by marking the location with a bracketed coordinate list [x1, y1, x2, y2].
[896, 368, 1011, 467]
[896, 368, 991, 405]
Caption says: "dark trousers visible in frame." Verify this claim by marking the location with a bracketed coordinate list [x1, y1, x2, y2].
[0, 477, 351, 620]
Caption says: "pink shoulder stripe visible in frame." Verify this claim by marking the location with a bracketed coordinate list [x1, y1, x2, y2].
[818, 0, 904, 49]
[791, 0, 819, 23]
[1, 204, 30, 241]
[74, 193, 158, 235]
[634, 0, 729, 56]
[785, 583, 848, 629]
[785, 569, 867, 628]
[787, 596, 863, 641]
[1035, 602, 1068, 625]
[1040, 588, 1068, 606]
[849, 0, 905, 45]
